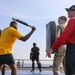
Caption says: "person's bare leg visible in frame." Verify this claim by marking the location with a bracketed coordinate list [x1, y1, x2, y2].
[9, 64, 17, 75]
[1, 64, 5, 75]
[0, 64, 4, 75]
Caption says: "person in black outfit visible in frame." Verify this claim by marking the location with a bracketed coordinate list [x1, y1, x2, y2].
[30, 43, 41, 72]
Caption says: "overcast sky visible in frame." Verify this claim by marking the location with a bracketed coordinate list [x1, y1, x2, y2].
[0, 0, 75, 60]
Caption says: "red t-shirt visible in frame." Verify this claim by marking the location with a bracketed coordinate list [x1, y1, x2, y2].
[51, 17, 75, 50]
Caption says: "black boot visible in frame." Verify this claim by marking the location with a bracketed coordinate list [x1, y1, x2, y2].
[31, 62, 35, 72]
[37, 63, 41, 72]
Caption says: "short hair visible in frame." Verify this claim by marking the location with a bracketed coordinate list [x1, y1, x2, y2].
[0, 29, 1, 32]
[59, 16, 67, 21]
[10, 21, 17, 26]
[0, 29, 1, 37]
[33, 43, 36, 45]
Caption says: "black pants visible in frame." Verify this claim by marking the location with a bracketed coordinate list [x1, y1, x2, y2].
[66, 44, 75, 75]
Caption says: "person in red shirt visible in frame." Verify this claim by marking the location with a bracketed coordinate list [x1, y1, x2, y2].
[47, 5, 75, 75]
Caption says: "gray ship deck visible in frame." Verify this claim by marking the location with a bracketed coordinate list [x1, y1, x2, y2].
[0, 68, 65, 75]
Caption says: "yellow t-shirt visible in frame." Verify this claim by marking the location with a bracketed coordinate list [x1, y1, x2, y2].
[0, 27, 23, 55]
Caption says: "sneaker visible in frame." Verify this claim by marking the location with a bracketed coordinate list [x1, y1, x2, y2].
[39, 69, 42, 72]
[30, 70, 34, 72]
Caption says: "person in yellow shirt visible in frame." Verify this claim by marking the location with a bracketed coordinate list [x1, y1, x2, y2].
[0, 29, 6, 75]
[0, 21, 36, 75]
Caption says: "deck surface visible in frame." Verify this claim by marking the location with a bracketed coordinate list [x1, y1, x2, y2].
[1, 70, 65, 75]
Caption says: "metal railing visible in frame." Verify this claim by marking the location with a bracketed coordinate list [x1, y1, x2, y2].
[15, 59, 53, 68]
